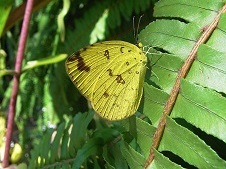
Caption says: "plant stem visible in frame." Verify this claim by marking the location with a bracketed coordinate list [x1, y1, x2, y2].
[2, 0, 34, 167]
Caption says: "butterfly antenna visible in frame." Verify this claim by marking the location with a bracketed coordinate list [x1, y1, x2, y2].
[133, 16, 136, 43]
[136, 15, 144, 42]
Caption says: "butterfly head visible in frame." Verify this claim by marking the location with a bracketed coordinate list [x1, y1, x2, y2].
[136, 42, 143, 49]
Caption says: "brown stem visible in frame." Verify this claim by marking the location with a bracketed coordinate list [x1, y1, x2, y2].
[2, 0, 34, 167]
[144, 3, 226, 168]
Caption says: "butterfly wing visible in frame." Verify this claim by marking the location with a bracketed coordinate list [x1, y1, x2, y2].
[65, 41, 147, 120]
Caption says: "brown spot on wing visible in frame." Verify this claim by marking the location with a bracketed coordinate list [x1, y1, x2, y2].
[103, 92, 109, 98]
[106, 69, 125, 84]
[68, 52, 90, 72]
[67, 52, 79, 62]
[107, 69, 113, 76]
[104, 50, 110, 59]
[116, 75, 125, 84]
[120, 47, 124, 53]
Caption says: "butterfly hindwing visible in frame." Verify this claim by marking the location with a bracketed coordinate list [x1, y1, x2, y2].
[66, 41, 147, 120]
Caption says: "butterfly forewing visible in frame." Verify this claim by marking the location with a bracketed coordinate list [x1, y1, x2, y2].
[66, 44, 110, 98]
[65, 41, 147, 120]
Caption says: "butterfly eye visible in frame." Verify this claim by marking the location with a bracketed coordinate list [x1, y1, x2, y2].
[137, 42, 143, 48]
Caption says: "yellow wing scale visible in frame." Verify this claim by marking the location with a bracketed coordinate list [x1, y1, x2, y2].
[65, 41, 147, 120]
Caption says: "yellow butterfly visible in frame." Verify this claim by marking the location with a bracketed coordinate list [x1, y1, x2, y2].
[65, 41, 147, 120]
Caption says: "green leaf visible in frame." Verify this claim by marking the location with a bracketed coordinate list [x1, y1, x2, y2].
[121, 141, 146, 169]
[146, 53, 184, 93]
[69, 112, 94, 152]
[139, 0, 226, 168]
[22, 54, 67, 72]
[140, 20, 200, 58]
[136, 118, 155, 157]
[159, 117, 226, 168]
[72, 137, 103, 169]
[29, 129, 54, 169]
[143, 83, 169, 126]
[171, 79, 226, 142]
[187, 41, 226, 93]
[103, 143, 128, 169]
[154, 0, 224, 26]
[207, 13, 226, 52]
[49, 122, 66, 163]
[60, 122, 71, 160]
[149, 150, 183, 169]
[0, 0, 12, 36]
[59, 0, 152, 54]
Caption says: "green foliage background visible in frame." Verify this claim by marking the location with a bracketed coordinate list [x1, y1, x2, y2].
[1, 0, 155, 167]
[0, 0, 226, 168]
